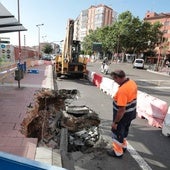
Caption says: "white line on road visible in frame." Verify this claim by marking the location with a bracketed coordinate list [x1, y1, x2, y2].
[127, 142, 152, 170]
[136, 79, 170, 82]
[138, 86, 170, 89]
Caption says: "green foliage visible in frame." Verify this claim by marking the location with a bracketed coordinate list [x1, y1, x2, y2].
[81, 10, 162, 56]
[42, 44, 53, 54]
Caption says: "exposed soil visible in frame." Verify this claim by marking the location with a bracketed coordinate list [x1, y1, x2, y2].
[21, 88, 101, 151]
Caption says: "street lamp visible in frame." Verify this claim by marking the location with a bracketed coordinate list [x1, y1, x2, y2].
[17, 0, 21, 62]
[36, 23, 44, 59]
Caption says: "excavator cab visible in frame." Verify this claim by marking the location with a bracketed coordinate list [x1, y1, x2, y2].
[72, 40, 80, 62]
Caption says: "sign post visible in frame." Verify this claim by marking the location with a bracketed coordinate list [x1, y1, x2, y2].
[93, 42, 102, 59]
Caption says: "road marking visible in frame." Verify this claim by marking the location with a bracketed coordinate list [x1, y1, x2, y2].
[138, 86, 170, 89]
[136, 79, 170, 82]
[127, 142, 152, 170]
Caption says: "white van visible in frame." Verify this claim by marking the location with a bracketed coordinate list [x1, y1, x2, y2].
[133, 59, 144, 69]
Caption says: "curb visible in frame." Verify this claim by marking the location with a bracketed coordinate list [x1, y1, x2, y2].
[147, 69, 170, 76]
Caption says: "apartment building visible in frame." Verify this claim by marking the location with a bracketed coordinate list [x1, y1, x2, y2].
[74, 4, 117, 42]
[74, 10, 88, 41]
[88, 4, 114, 30]
[144, 11, 170, 57]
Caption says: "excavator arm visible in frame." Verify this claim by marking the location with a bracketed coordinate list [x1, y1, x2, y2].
[55, 19, 87, 77]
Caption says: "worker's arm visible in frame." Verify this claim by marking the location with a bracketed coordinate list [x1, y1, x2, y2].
[112, 106, 126, 130]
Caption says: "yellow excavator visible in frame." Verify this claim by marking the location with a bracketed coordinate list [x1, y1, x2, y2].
[55, 19, 87, 77]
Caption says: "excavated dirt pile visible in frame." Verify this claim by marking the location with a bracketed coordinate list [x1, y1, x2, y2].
[21, 88, 101, 152]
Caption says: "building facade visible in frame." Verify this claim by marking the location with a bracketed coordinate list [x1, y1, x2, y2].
[74, 10, 88, 41]
[144, 11, 170, 57]
[74, 4, 117, 42]
[88, 4, 114, 30]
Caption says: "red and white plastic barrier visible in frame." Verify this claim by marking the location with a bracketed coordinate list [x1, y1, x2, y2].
[92, 73, 103, 88]
[100, 77, 118, 97]
[87, 70, 103, 87]
[30, 60, 52, 67]
[87, 69, 169, 130]
[137, 91, 168, 128]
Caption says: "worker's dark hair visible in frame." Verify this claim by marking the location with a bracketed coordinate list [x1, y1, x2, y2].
[111, 70, 126, 78]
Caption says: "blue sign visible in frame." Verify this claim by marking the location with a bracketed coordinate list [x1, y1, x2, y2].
[0, 151, 66, 170]
[1, 44, 6, 48]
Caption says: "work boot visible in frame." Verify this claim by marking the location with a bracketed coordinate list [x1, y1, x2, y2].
[123, 148, 127, 153]
[107, 150, 123, 158]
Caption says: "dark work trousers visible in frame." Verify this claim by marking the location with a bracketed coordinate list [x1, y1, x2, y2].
[112, 109, 136, 143]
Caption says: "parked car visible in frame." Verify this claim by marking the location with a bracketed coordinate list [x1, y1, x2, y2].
[41, 54, 52, 61]
[51, 54, 56, 60]
[133, 59, 144, 69]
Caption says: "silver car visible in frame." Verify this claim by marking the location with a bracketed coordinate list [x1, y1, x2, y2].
[133, 59, 144, 69]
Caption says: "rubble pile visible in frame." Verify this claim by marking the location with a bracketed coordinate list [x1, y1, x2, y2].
[62, 105, 100, 151]
[21, 88, 101, 152]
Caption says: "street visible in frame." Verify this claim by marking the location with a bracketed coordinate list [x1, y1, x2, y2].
[88, 61, 170, 104]
[56, 61, 170, 170]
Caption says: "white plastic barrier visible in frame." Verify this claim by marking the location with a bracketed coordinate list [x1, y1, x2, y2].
[87, 70, 95, 83]
[110, 81, 119, 98]
[100, 77, 118, 97]
[137, 91, 168, 128]
[42, 77, 54, 90]
[30, 60, 41, 67]
[41, 65, 54, 90]
[0, 67, 17, 75]
[162, 107, 170, 136]
[38, 60, 45, 65]
[44, 65, 53, 76]
[30, 60, 52, 67]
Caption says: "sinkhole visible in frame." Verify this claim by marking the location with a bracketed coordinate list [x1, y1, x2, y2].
[21, 88, 101, 152]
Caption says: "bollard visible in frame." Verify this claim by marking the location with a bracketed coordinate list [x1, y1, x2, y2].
[15, 69, 24, 88]
[23, 61, 27, 73]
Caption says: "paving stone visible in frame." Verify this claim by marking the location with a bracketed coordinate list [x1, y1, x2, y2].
[0, 64, 49, 159]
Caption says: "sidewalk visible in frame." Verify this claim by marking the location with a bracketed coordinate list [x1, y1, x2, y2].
[0, 64, 52, 160]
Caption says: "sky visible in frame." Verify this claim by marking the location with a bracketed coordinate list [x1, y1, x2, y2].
[0, 0, 170, 47]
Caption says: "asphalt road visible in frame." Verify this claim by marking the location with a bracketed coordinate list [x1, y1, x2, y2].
[89, 60, 170, 104]
[56, 61, 170, 170]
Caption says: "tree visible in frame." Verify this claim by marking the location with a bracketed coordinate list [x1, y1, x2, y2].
[112, 11, 163, 56]
[42, 44, 53, 54]
[82, 11, 163, 59]
[82, 30, 96, 55]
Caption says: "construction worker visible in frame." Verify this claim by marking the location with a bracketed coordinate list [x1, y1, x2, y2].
[107, 69, 137, 158]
